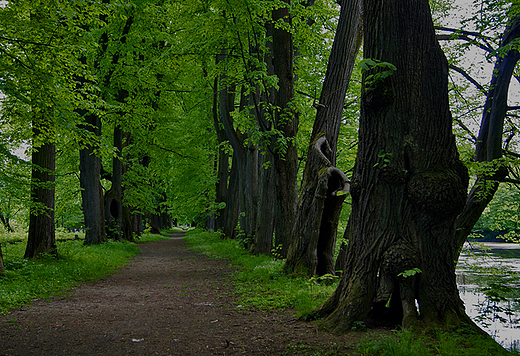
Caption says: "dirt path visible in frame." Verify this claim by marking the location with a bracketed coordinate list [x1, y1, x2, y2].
[1, 233, 365, 355]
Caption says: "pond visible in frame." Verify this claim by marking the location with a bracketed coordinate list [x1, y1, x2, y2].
[457, 242, 520, 350]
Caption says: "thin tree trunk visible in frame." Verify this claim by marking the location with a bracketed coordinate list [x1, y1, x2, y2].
[0, 244, 4, 275]
[0, 212, 14, 232]
[285, 0, 362, 275]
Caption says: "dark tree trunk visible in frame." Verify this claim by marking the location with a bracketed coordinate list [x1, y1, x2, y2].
[222, 155, 240, 239]
[25, 119, 57, 259]
[80, 114, 107, 245]
[104, 125, 123, 241]
[271, 0, 298, 257]
[216, 50, 258, 241]
[453, 14, 520, 254]
[212, 74, 231, 231]
[252, 152, 276, 255]
[285, 0, 362, 275]
[132, 212, 143, 237]
[147, 212, 161, 234]
[0, 212, 14, 232]
[318, 0, 472, 332]
[121, 132, 133, 241]
[0, 244, 4, 275]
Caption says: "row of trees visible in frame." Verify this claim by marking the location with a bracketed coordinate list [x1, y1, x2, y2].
[1, 0, 519, 332]
[0, 0, 217, 257]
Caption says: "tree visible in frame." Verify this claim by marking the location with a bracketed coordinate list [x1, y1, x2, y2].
[25, 108, 57, 258]
[285, 0, 362, 276]
[316, 0, 473, 331]
[0, 0, 83, 258]
[453, 11, 520, 253]
[270, 0, 299, 257]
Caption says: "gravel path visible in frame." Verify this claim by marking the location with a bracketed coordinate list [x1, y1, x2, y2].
[0, 232, 364, 355]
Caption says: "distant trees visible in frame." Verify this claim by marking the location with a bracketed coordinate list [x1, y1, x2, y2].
[1, 0, 218, 251]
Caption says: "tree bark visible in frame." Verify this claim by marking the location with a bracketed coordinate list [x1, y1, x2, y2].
[212, 76, 231, 232]
[318, 0, 471, 331]
[222, 155, 240, 239]
[285, 0, 362, 275]
[252, 152, 276, 255]
[80, 113, 107, 245]
[104, 125, 123, 241]
[271, 0, 299, 257]
[25, 116, 57, 259]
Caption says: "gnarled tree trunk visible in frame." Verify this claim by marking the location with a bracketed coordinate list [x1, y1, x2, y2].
[285, 0, 362, 275]
[318, 0, 473, 332]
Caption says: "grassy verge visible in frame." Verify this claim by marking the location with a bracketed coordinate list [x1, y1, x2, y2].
[184, 229, 519, 356]
[184, 228, 336, 315]
[0, 232, 168, 314]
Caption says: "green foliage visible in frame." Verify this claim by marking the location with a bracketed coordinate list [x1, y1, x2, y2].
[374, 150, 394, 169]
[359, 59, 397, 91]
[474, 183, 520, 241]
[398, 267, 422, 279]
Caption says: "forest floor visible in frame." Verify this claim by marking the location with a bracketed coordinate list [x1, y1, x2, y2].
[0, 232, 380, 356]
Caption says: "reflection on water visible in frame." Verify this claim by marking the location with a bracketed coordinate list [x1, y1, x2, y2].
[457, 243, 520, 350]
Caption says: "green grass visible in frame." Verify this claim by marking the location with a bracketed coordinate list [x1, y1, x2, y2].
[184, 229, 520, 356]
[356, 327, 519, 356]
[0, 231, 167, 314]
[184, 229, 337, 315]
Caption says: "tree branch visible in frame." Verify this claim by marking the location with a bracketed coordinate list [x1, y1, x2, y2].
[435, 26, 495, 53]
[448, 64, 487, 94]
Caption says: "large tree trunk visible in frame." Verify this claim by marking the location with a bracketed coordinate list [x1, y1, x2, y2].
[271, 0, 298, 257]
[318, 0, 471, 332]
[80, 114, 107, 245]
[453, 14, 520, 254]
[285, 0, 362, 275]
[25, 117, 57, 259]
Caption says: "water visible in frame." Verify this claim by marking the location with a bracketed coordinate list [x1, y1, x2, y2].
[457, 242, 520, 350]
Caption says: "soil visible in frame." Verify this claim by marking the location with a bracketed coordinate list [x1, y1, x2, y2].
[0, 232, 381, 355]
